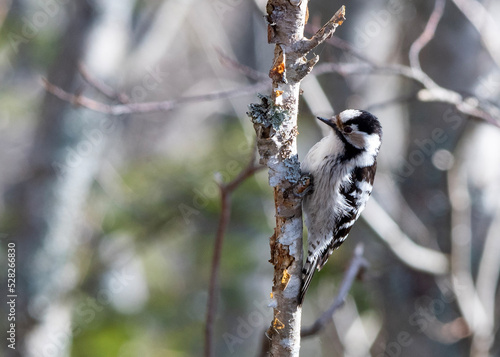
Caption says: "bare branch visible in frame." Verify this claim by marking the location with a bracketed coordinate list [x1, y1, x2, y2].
[42, 77, 269, 115]
[304, 21, 500, 127]
[311, 61, 500, 127]
[78, 64, 130, 103]
[298, 6, 346, 55]
[204, 187, 231, 357]
[476, 203, 500, 319]
[42, 77, 117, 113]
[451, 0, 500, 67]
[362, 198, 449, 275]
[409, 0, 446, 71]
[204, 148, 264, 357]
[216, 49, 269, 82]
[301, 243, 368, 338]
[447, 160, 492, 357]
[417, 89, 500, 127]
[364, 93, 419, 112]
[45, 26, 500, 128]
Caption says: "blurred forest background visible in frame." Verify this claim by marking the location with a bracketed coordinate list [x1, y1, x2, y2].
[1, 0, 500, 356]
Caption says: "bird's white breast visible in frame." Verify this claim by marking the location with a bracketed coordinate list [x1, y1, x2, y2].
[301, 133, 343, 173]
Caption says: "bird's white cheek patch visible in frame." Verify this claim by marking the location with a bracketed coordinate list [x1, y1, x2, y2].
[365, 134, 381, 157]
[356, 180, 372, 192]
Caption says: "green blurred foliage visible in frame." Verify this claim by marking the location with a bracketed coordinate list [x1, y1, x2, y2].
[70, 116, 273, 355]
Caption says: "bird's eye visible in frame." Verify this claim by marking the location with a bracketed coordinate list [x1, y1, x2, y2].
[343, 126, 353, 134]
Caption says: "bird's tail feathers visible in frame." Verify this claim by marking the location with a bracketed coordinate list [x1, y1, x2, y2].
[298, 256, 319, 305]
[317, 246, 335, 270]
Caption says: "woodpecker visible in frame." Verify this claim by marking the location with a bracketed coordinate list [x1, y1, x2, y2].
[299, 109, 382, 303]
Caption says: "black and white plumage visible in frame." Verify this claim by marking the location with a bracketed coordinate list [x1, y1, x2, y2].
[299, 109, 382, 304]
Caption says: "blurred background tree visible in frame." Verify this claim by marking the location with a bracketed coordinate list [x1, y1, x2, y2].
[1, 0, 500, 356]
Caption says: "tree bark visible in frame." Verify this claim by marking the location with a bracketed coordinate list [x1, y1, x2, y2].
[248, 2, 345, 355]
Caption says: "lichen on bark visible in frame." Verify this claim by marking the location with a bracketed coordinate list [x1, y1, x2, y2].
[249, 1, 346, 355]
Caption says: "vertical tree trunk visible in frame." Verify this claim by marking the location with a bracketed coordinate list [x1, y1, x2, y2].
[249, 1, 308, 353]
[263, 3, 308, 356]
[249, 1, 345, 355]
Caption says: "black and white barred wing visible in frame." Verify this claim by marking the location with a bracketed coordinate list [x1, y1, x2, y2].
[300, 163, 377, 303]
[316, 163, 376, 268]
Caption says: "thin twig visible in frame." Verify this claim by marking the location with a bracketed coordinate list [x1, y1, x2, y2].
[44, 45, 500, 128]
[42, 77, 116, 112]
[298, 6, 346, 55]
[364, 92, 419, 112]
[78, 64, 131, 103]
[307, 18, 500, 128]
[301, 243, 368, 337]
[312, 61, 500, 127]
[216, 49, 269, 82]
[42, 77, 270, 115]
[316, 32, 376, 64]
[409, 0, 446, 71]
[204, 148, 264, 357]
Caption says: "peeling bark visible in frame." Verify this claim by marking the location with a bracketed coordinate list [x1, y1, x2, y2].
[248, 1, 345, 355]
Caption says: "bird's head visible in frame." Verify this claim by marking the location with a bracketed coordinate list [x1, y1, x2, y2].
[317, 109, 382, 157]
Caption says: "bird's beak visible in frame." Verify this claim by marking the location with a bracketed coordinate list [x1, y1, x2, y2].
[317, 116, 343, 130]
[316, 116, 332, 126]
